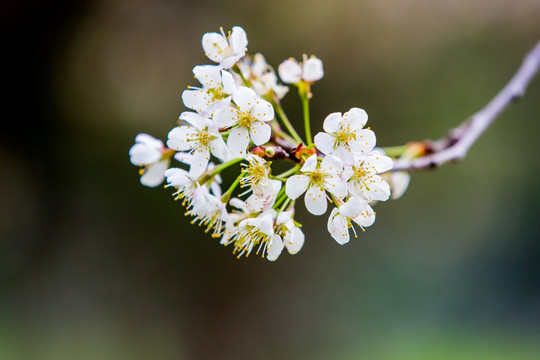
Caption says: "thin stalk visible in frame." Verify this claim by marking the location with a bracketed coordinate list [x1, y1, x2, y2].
[273, 100, 304, 145]
[300, 91, 312, 146]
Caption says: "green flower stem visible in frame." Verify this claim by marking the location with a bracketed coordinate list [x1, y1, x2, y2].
[198, 157, 243, 185]
[272, 100, 304, 145]
[270, 120, 297, 145]
[298, 82, 313, 146]
[379, 145, 408, 158]
[221, 172, 244, 203]
[272, 187, 289, 210]
[275, 165, 300, 179]
[277, 197, 292, 214]
[232, 64, 251, 87]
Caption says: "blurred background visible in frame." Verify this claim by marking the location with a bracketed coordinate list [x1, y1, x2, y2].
[2, 0, 540, 359]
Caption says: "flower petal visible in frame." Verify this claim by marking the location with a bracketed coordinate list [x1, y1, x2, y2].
[167, 126, 197, 151]
[251, 99, 274, 121]
[209, 136, 228, 160]
[179, 111, 207, 130]
[202, 32, 228, 63]
[181, 88, 207, 113]
[232, 86, 257, 111]
[278, 59, 302, 84]
[323, 174, 347, 199]
[267, 235, 284, 261]
[349, 129, 376, 155]
[221, 70, 237, 95]
[300, 154, 318, 172]
[188, 148, 210, 178]
[141, 160, 168, 187]
[227, 126, 250, 156]
[213, 107, 238, 128]
[327, 208, 350, 245]
[285, 227, 305, 255]
[249, 121, 271, 145]
[229, 26, 248, 57]
[320, 154, 343, 174]
[285, 175, 310, 199]
[344, 107, 368, 129]
[302, 57, 324, 82]
[314, 132, 335, 155]
[193, 65, 222, 89]
[322, 112, 342, 133]
[304, 184, 327, 215]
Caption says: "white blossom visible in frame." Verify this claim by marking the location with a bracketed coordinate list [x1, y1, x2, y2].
[382, 170, 411, 200]
[285, 154, 346, 215]
[314, 108, 376, 165]
[213, 87, 274, 156]
[129, 133, 170, 187]
[167, 112, 228, 178]
[327, 196, 375, 245]
[182, 65, 236, 117]
[343, 151, 393, 202]
[237, 53, 289, 99]
[202, 26, 248, 69]
[274, 211, 304, 256]
[226, 211, 275, 258]
[278, 54, 324, 84]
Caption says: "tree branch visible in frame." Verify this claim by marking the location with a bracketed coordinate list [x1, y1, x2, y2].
[392, 40, 540, 172]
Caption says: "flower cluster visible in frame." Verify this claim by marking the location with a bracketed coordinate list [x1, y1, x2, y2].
[129, 26, 410, 260]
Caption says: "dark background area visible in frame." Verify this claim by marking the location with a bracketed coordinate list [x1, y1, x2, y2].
[2, 0, 540, 359]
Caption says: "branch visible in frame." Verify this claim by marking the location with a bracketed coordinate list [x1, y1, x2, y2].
[392, 40, 540, 172]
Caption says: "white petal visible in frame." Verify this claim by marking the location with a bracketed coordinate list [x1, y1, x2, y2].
[229, 26, 248, 57]
[232, 86, 257, 111]
[267, 235, 284, 261]
[314, 132, 335, 155]
[322, 112, 342, 133]
[249, 122, 271, 145]
[285, 227, 304, 255]
[202, 32, 228, 63]
[174, 152, 193, 165]
[323, 175, 347, 199]
[213, 108, 238, 128]
[251, 99, 274, 121]
[141, 160, 168, 187]
[300, 154, 318, 173]
[327, 208, 350, 245]
[209, 136, 228, 160]
[343, 107, 368, 129]
[221, 70, 237, 95]
[363, 152, 393, 174]
[179, 111, 207, 130]
[304, 184, 327, 215]
[167, 126, 197, 151]
[278, 59, 302, 84]
[193, 65, 222, 89]
[389, 171, 410, 200]
[129, 143, 161, 166]
[320, 154, 343, 174]
[339, 196, 365, 219]
[349, 129, 376, 155]
[188, 148, 210, 178]
[302, 57, 324, 82]
[361, 175, 391, 201]
[353, 203, 376, 228]
[285, 175, 310, 199]
[164, 167, 191, 187]
[181, 88, 207, 112]
[227, 126, 250, 156]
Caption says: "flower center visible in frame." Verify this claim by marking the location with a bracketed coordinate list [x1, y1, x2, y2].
[335, 130, 356, 148]
[207, 87, 226, 102]
[309, 169, 325, 187]
[197, 129, 211, 146]
[237, 111, 255, 128]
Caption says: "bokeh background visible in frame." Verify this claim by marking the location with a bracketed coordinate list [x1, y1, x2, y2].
[2, 0, 540, 359]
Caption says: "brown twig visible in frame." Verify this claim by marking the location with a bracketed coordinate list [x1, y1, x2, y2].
[392, 40, 540, 172]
